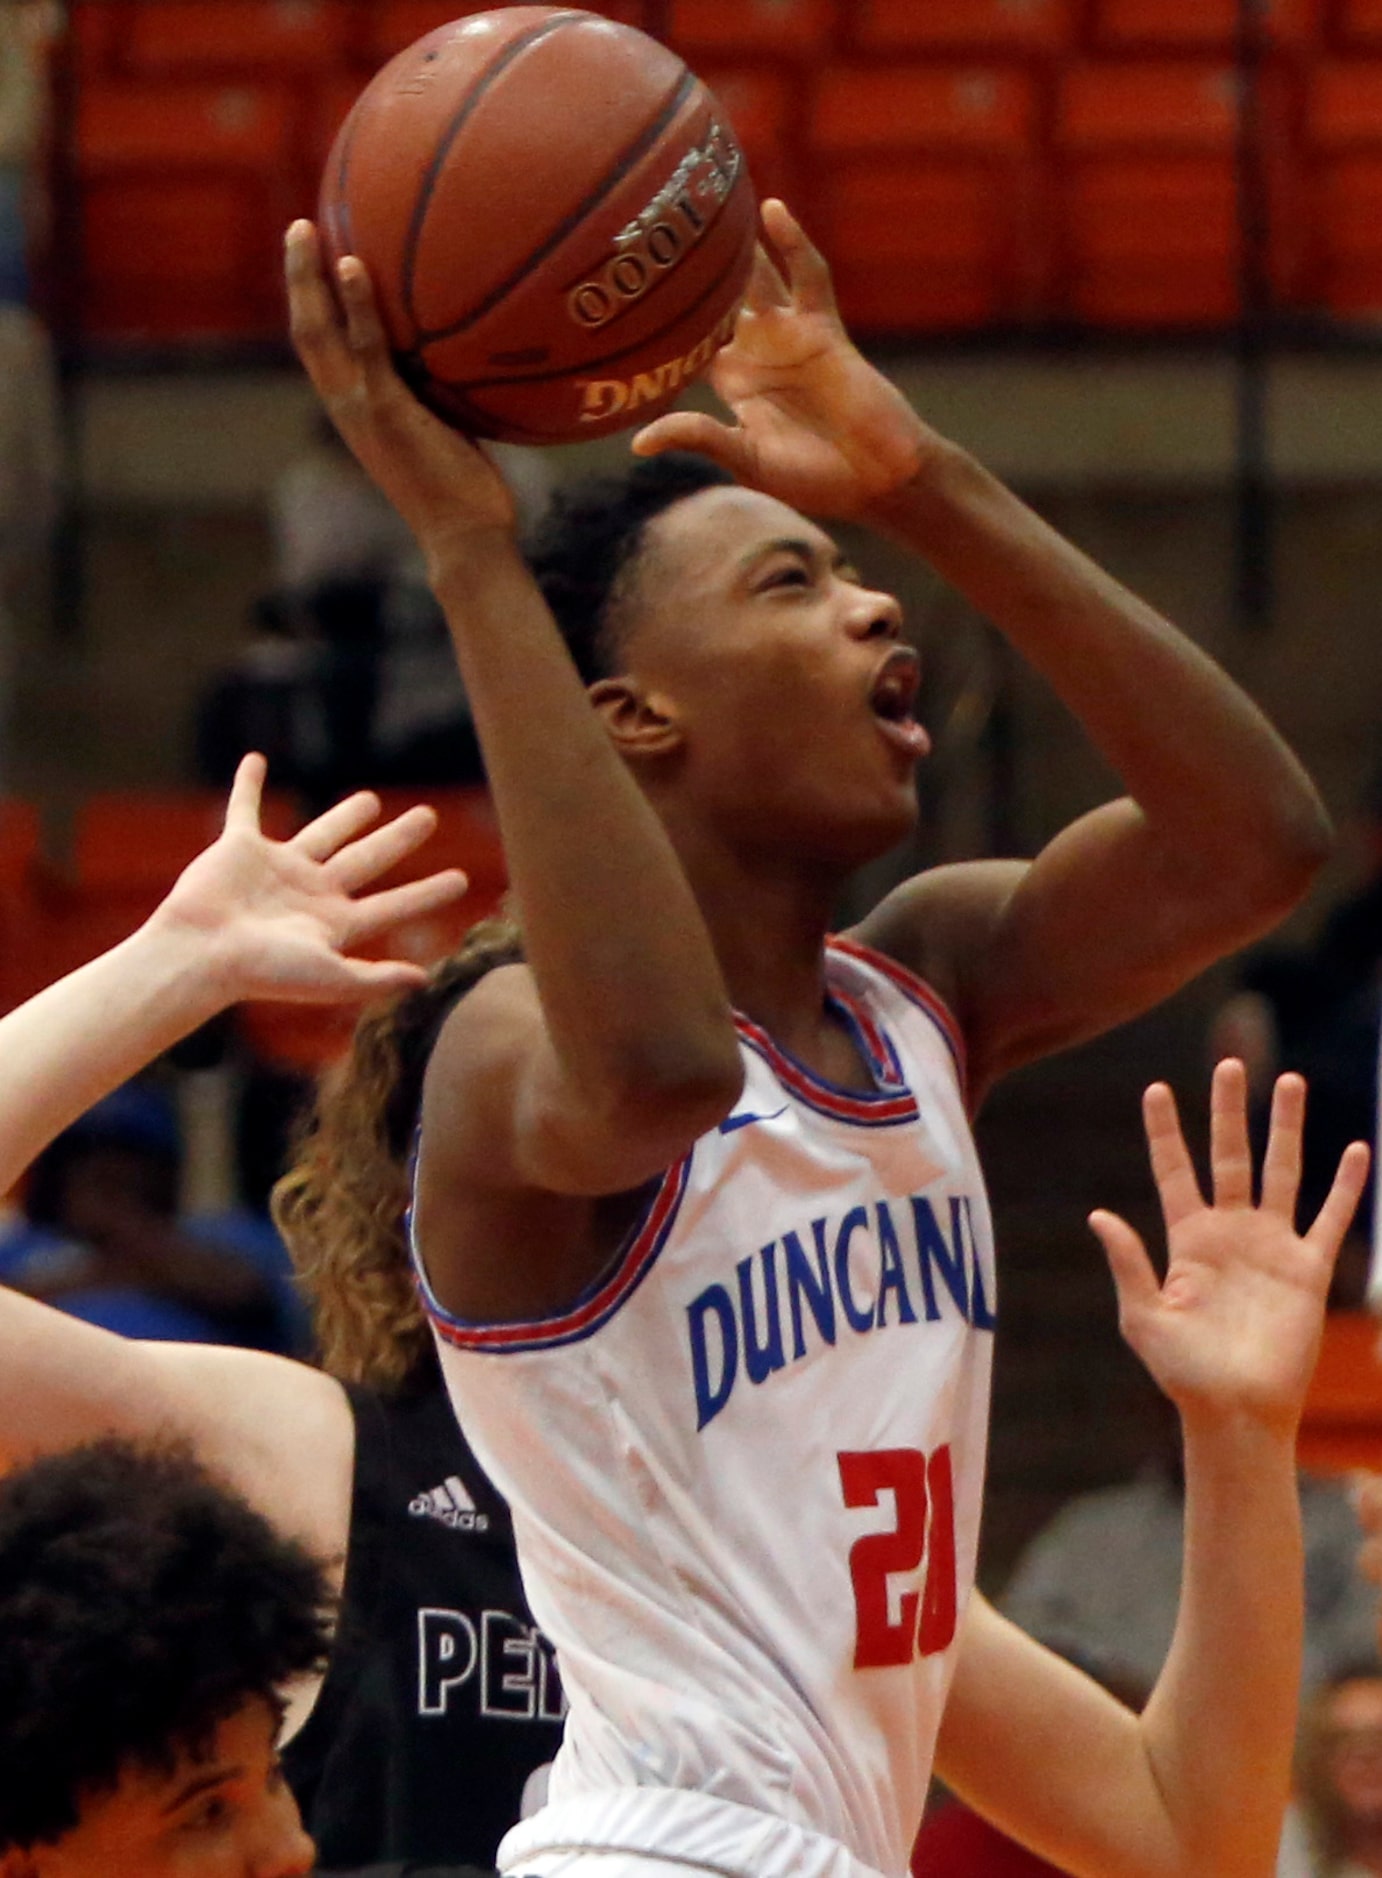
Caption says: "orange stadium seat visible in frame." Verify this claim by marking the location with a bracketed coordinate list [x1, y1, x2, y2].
[0, 802, 40, 897]
[68, 0, 120, 75]
[849, 0, 1076, 57]
[1089, 0, 1320, 50]
[72, 790, 299, 896]
[307, 72, 368, 176]
[1303, 62, 1382, 313]
[810, 68, 1044, 331]
[1298, 1312, 1382, 1474]
[815, 163, 1046, 331]
[1337, 0, 1382, 43]
[1054, 63, 1296, 323]
[811, 66, 1038, 159]
[668, 0, 835, 57]
[74, 82, 300, 339]
[122, 0, 353, 76]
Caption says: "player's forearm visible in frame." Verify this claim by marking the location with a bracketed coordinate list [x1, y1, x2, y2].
[0, 922, 228, 1197]
[867, 445, 1329, 906]
[429, 535, 739, 1104]
[1136, 1411, 1304, 1877]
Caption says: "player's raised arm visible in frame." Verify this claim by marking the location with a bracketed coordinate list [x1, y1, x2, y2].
[932, 1061, 1370, 1878]
[0, 756, 465, 1534]
[636, 201, 1330, 1109]
[285, 224, 742, 1314]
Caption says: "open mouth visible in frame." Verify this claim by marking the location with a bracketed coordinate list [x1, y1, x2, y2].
[867, 649, 930, 758]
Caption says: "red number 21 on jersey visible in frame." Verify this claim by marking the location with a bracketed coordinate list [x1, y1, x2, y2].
[838, 1445, 958, 1669]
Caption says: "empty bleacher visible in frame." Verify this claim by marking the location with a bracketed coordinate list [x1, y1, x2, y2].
[55, 0, 1382, 342]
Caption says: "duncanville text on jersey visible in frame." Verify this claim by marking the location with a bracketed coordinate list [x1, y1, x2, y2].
[688, 1189, 994, 1429]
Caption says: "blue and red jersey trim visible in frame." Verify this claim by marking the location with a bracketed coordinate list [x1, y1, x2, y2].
[827, 936, 968, 1106]
[732, 1007, 920, 1128]
[414, 1154, 691, 1355]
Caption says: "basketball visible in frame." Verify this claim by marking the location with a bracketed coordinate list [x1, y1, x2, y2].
[318, 7, 759, 447]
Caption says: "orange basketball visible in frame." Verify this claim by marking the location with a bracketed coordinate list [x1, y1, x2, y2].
[318, 7, 758, 446]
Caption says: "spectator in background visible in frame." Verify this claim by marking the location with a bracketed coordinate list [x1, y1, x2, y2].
[0, 1436, 326, 1878]
[1000, 1387, 1379, 1700]
[1280, 1662, 1382, 1878]
[0, 1081, 288, 1350]
[197, 419, 558, 806]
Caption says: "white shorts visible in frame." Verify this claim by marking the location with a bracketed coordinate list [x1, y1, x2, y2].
[509, 1856, 743, 1878]
[498, 1789, 891, 1878]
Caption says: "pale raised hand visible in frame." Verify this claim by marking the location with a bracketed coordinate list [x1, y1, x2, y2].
[1089, 1059, 1371, 1435]
[285, 219, 516, 564]
[147, 753, 469, 1004]
[631, 198, 936, 520]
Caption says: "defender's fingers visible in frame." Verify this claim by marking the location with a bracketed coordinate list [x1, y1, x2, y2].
[1209, 1057, 1254, 1210]
[1089, 1209, 1160, 1320]
[1305, 1140, 1372, 1258]
[325, 806, 441, 892]
[292, 790, 383, 862]
[1259, 1071, 1306, 1219]
[341, 869, 471, 941]
[222, 752, 267, 833]
[760, 198, 837, 316]
[1143, 1080, 1205, 1229]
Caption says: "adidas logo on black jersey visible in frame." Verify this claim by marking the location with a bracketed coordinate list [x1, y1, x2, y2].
[408, 1475, 490, 1533]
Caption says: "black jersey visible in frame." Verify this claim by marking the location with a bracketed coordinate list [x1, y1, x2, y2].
[284, 1376, 565, 1869]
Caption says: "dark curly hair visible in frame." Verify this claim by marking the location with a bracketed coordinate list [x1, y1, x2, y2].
[526, 451, 735, 683]
[273, 917, 525, 1389]
[0, 1437, 333, 1852]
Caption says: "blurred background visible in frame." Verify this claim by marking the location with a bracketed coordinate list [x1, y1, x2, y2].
[5, 0, 1382, 1592]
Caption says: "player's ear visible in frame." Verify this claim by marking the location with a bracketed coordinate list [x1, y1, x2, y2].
[589, 676, 684, 761]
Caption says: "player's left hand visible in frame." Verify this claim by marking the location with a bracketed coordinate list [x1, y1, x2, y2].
[631, 199, 936, 521]
[146, 754, 469, 1004]
[1089, 1059, 1370, 1436]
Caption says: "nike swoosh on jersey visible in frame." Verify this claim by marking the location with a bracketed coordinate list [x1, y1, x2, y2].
[719, 1106, 789, 1134]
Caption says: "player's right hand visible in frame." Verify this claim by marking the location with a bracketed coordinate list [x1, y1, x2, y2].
[285, 219, 518, 565]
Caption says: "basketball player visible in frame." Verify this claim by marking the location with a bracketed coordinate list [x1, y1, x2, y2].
[0, 761, 562, 1872]
[0, 1436, 327, 1878]
[286, 199, 1347, 1878]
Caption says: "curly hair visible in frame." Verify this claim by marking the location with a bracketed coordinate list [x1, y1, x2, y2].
[0, 1436, 332, 1852]
[527, 450, 734, 683]
[272, 917, 525, 1390]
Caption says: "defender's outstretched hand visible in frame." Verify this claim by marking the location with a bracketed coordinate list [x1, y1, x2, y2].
[1090, 1059, 1370, 1434]
[285, 219, 516, 563]
[148, 754, 468, 1004]
[631, 199, 935, 520]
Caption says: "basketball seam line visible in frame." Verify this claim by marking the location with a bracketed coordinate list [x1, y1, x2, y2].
[400, 10, 586, 342]
[411, 67, 699, 348]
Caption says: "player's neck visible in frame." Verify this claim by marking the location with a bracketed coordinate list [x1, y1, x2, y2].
[667, 828, 844, 1043]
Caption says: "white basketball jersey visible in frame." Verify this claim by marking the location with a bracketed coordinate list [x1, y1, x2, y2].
[414, 939, 996, 1878]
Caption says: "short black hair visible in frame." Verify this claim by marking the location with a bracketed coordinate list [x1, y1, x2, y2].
[527, 451, 735, 683]
[0, 1437, 333, 1851]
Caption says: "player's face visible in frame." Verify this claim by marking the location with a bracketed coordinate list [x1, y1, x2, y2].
[624, 485, 925, 867]
[12, 1699, 315, 1878]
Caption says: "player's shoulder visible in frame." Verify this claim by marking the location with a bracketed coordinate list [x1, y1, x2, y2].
[425, 959, 542, 1081]
[849, 858, 1030, 1024]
